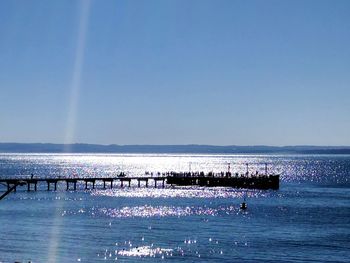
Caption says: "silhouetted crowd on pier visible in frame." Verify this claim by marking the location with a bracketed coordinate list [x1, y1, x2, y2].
[145, 171, 273, 179]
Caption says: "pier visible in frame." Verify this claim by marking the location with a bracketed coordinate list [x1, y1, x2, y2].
[0, 171, 279, 192]
[167, 172, 279, 190]
[0, 176, 168, 192]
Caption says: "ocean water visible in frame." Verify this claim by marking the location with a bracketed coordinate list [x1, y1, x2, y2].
[0, 153, 349, 262]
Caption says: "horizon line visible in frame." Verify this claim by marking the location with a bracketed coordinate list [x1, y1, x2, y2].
[1, 142, 350, 148]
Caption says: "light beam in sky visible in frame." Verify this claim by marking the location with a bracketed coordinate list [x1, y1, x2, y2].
[64, 0, 91, 148]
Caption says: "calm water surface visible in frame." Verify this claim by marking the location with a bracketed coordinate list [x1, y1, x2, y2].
[0, 154, 349, 262]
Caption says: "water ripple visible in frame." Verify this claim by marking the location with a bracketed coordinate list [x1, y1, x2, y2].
[117, 245, 173, 257]
[96, 205, 238, 218]
[91, 187, 268, 199]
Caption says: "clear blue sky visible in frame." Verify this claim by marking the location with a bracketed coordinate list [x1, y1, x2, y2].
[0, 0, 349, 146]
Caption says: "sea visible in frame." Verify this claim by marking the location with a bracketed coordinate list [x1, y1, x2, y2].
[0, 153, 349, 262]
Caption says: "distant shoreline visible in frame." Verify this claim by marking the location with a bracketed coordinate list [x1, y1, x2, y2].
[1, 143, 350, 154]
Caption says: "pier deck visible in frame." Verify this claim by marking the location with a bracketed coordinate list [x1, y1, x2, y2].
[0, 176, 167, 191]
[0, 172, 279, 192]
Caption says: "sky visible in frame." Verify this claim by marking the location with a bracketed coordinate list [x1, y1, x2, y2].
[0, 0, 349, 146]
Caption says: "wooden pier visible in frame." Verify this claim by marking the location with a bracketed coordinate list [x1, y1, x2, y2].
[0, 172, 279, 192]
[0, 176, 167, 192]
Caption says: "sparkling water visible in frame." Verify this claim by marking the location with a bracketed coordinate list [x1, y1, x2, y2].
[0, 154, 349, 262]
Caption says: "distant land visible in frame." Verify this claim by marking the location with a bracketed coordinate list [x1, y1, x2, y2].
[0, 143, 350, 154]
